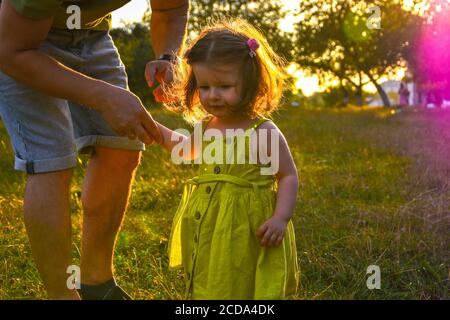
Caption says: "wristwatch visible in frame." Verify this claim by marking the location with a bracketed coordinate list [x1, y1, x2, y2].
[157, 54, 178, 64]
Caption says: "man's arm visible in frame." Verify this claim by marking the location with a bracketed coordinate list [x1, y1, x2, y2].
[0, 0, 161, 144]
[0, 0, 98, 105]
[150, 0, 189, 57]
[145, 0, 189, 95]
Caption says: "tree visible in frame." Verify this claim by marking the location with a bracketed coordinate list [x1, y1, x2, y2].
[294, 0, 423, 107]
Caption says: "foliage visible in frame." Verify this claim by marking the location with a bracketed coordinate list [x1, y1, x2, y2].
[294, 0, 424, 107]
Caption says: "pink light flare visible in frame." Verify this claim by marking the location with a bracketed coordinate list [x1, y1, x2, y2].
[414, 1, 450, 107]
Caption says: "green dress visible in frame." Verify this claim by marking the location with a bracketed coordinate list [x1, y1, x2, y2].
[168, 118, 299, 299]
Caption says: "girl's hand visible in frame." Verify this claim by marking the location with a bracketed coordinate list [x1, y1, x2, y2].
[256, 216, 288, 247]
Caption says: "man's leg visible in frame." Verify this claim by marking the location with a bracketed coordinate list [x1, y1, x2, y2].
[80, 146, 141, 289]
[23, 169, 79, 300]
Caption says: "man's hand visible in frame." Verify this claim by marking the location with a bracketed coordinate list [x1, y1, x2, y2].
[97, 85, 162, 145]
[145, 59, 174, 103]
[256, 216, 288, 247]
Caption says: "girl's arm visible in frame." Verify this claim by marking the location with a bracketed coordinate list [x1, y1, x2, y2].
[156, 122, 199, 160]
[255, 122, 299, 247]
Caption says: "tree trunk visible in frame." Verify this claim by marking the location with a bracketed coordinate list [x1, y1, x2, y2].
[365, 71, 391, 107]
[356, 71, 363, 106]
[356, 86, 363, 106]
[339, 79, 349, 107]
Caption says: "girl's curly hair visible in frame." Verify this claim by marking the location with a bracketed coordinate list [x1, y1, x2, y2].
[165, 18, 287, 124]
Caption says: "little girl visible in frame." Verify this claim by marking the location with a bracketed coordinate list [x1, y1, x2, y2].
[155, 19, 299, 300]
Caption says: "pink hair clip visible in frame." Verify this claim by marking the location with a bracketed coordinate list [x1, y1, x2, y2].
[247, 38, 260, 58]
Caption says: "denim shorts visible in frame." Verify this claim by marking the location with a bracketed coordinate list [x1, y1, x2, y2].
[0, 29, 144, 174]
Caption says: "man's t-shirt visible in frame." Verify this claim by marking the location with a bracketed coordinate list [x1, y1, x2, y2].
[9, 0, 132, 30]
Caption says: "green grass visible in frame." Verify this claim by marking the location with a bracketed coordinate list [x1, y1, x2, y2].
[0, 106, 448, 299]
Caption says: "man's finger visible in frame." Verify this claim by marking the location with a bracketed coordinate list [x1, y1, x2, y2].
[141, 112, 163, 144]
[134, 124, 152, 145]
[164, 65, 174, 84]
[127, 131, 137, 140]
[145, 62, 157, 87]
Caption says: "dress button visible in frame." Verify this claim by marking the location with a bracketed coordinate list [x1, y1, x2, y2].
[206, 186, 212, 194]
[214, 166, 221, 174]
[195, 211, 201, 219]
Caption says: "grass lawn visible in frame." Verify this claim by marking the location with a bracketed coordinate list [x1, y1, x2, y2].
[0, 106, 448, 299]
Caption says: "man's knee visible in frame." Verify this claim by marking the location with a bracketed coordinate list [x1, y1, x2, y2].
[92, 147, 141, 173]
[118, 151, 141, 173]
[82, 148, 141, 216]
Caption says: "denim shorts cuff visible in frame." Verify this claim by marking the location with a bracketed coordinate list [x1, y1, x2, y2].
[76, 135, 145, 152]
[14, 153, 77, 174]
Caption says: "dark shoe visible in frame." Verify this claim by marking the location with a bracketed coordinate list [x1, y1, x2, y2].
[102, 285, 133, 300]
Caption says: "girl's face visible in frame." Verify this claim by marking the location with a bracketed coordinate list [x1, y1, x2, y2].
[192, 63, 243, 119]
